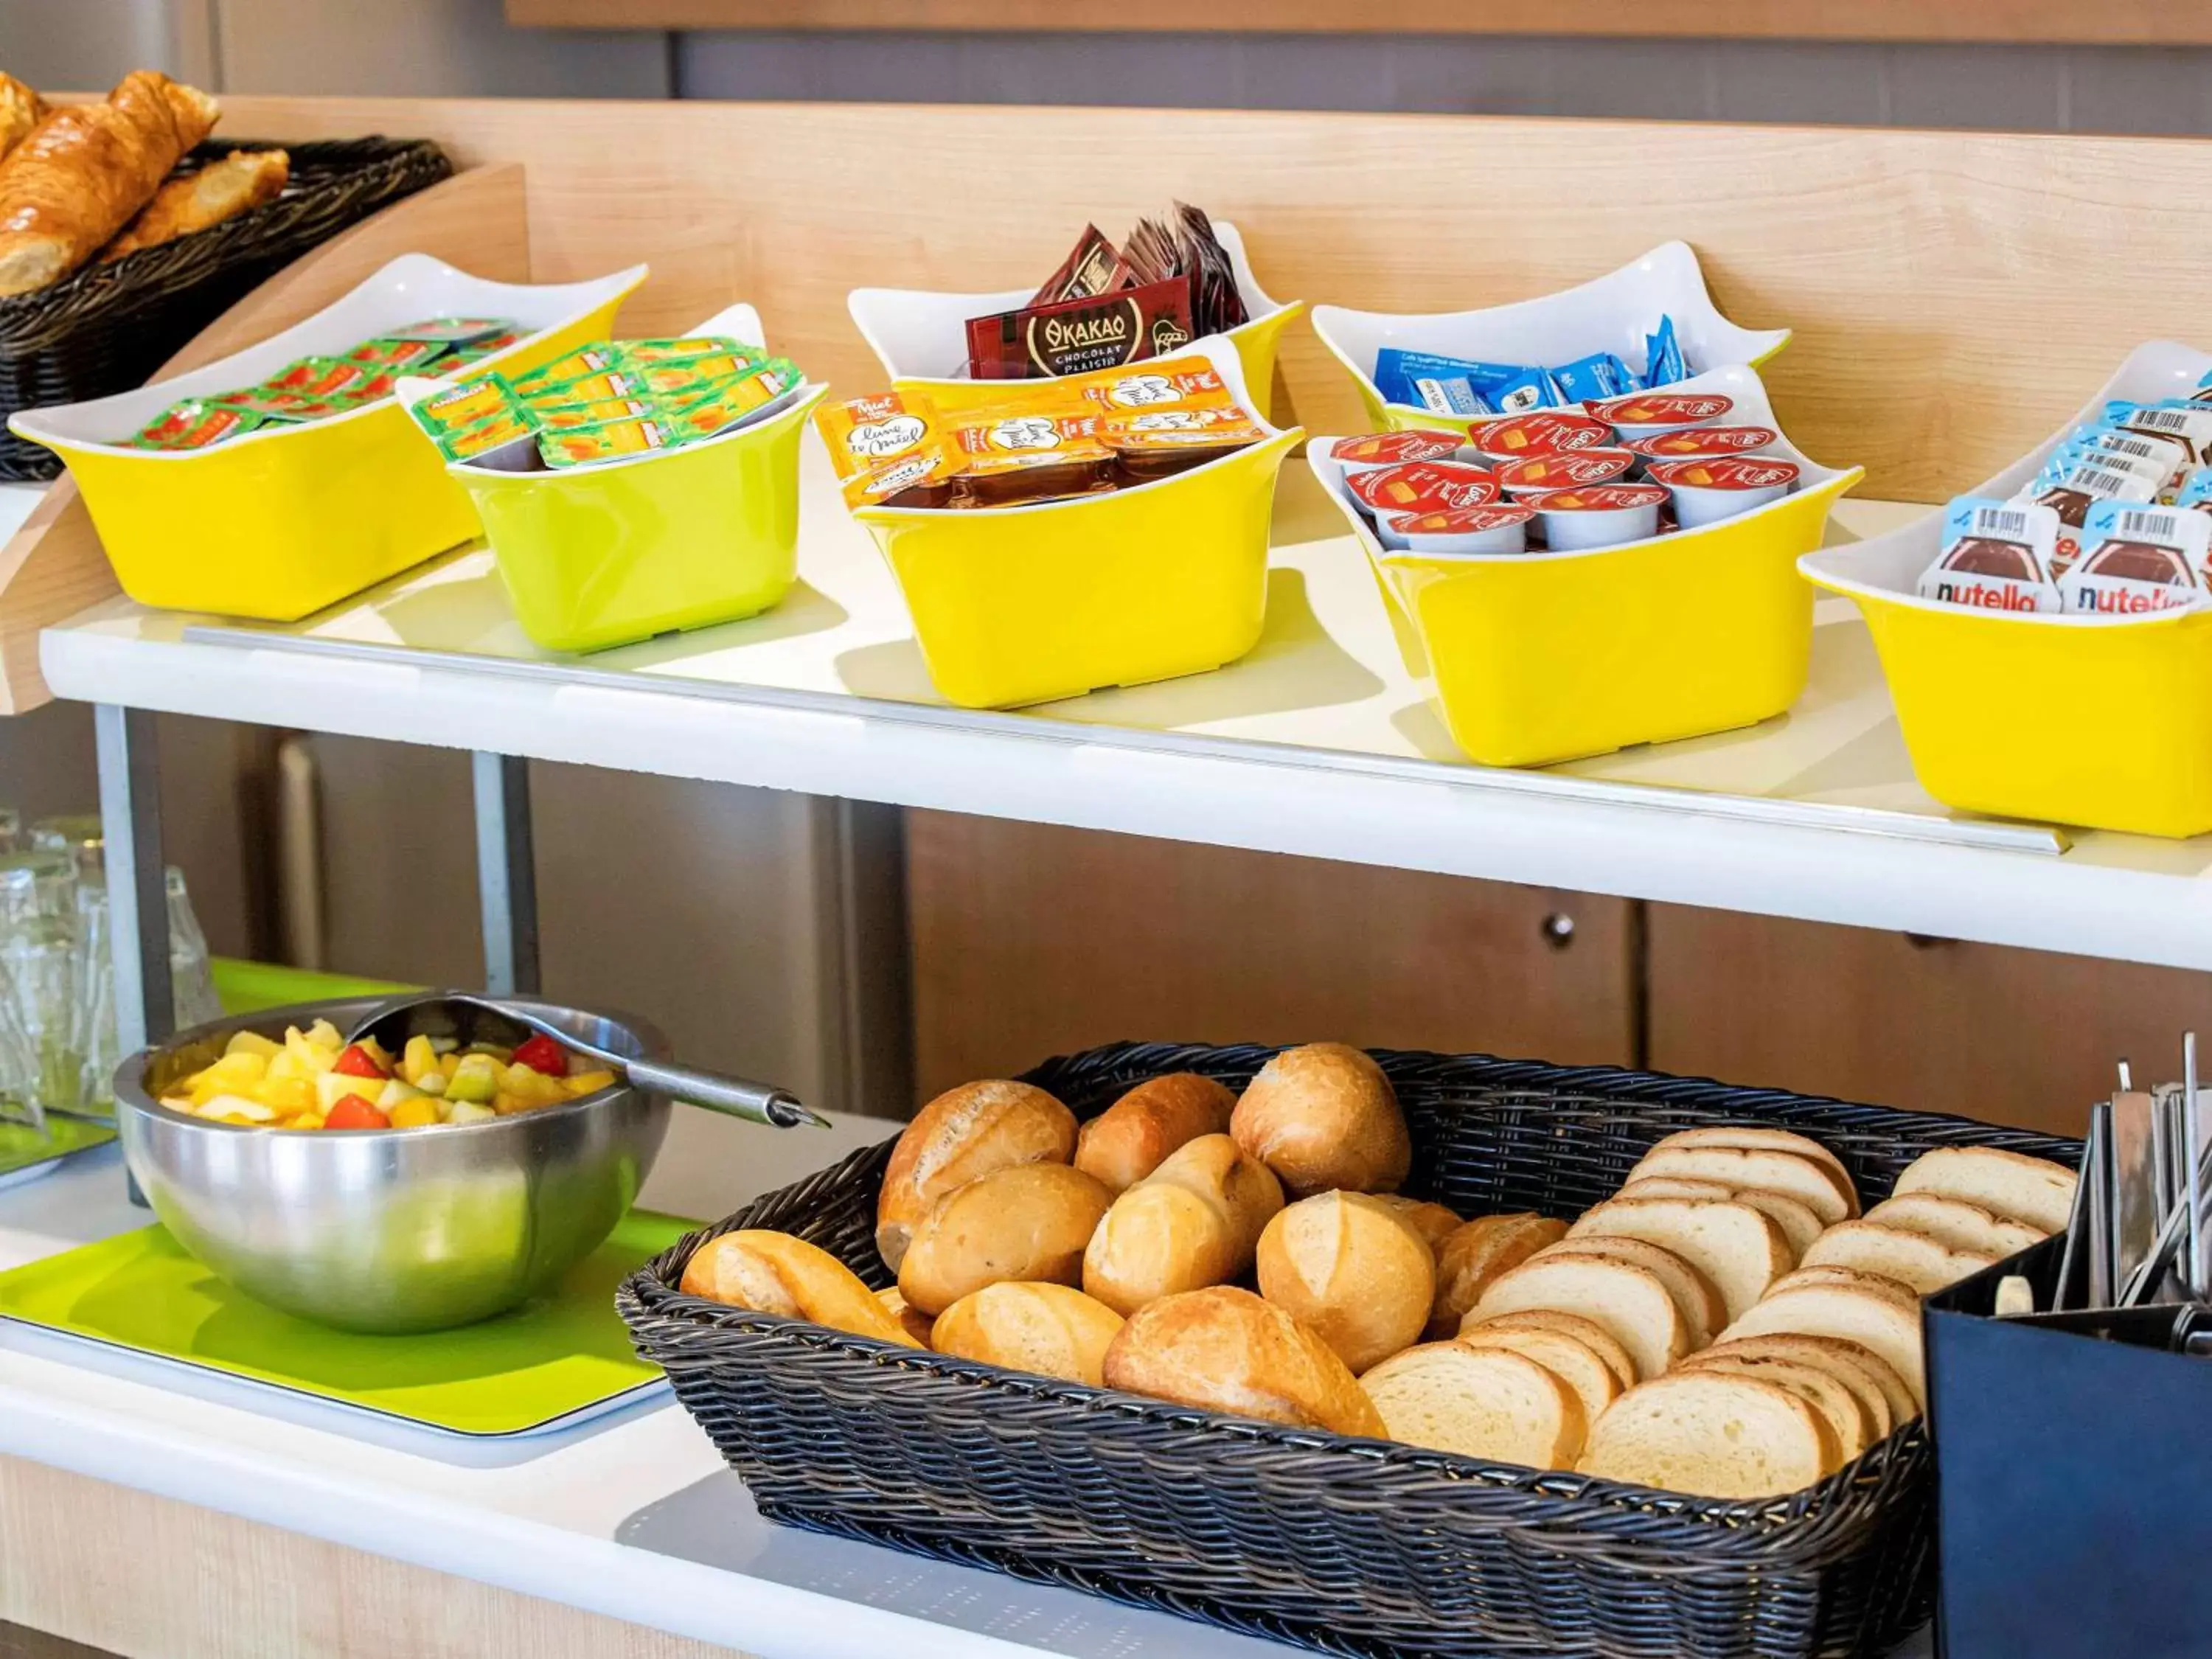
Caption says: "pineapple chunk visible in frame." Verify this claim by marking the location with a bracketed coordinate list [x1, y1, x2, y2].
[446, 1100, 497, 1124]
[202, 1051, 269, 1092]
[196, 1093, 274, 1122]
[564, 1069, 618, 1099]
[264, 1048, 305, 1084]
[400, 1035, 441, 1089]
[438, 1051, 464, 1080]
[262, 1077, 317, 1116]
[285, 1028, 338, 1074]
[313, 1071, 382, 1111]
[387, 1097, 441, 1130]
[305, 1019, 344, 1050]
[223, 1030, 281, 1061]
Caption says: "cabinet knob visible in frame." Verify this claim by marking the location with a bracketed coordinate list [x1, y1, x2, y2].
[1541, 911, 1576, 950]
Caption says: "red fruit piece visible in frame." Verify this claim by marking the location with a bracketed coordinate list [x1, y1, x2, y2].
[333, 1043, 389, 1079]
[325, 1097, 392, 1130]
[512, 1034, 570, 1077]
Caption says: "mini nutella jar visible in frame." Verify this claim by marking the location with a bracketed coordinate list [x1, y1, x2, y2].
[1381, 501, 1534, 556]
[1495, 448, 1636, 498]
[1327, 430, 1467, 476]
[1587, 389, 1736, 439]
[1645, 455, 1801, 529]
[1467, 410, 1613, 462]
[1520, 482, 1667, 552]
[1620, 425, 1779, 465]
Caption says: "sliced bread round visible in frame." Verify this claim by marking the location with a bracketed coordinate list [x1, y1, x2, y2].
[1892, 1145, 2077, 1234]
[1645, 1126, 1853, 1189]
[1676, 1352, 1872, 1462]
[1718, 1284, 1926, 1408]
[1568, 1197, 1792, 1320]
[1473, 1253, 1688, 1380]
[1455, 1325, 1623, 1425]
[1426, 1212, 1568, 1340]
[1577, 1371, 1837, 1498]
[1618, 1178, 1824, 1256]
[1868, 1191, 2047, 1257]
[1360, 1342, 1585, 1468]
[1765, 1265, 1919, 1307]
[1537, 1234, 1722, 1346]
[1629, 1146, 1856, 1223]
[1801, 1220, 1997, 1295]
[1462, 1308, 1637, 1391]
[1688, 1334, 1905, 1437]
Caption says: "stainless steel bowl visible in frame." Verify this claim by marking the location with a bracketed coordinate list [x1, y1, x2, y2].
[115, 995, 671, 1335]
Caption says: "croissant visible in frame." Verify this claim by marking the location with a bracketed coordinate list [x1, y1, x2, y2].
[0, 72, 42, 161]
[0, 70, 219, 296]
[101, 148, 287, 262]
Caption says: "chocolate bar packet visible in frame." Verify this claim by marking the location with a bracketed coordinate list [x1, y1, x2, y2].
[1029, 225, 1124, 307]
[965, 277, 1195, 381]
[1113, 204, 1248, 337]
[2057, 500, 2211, 616]
[1918, 496, 2062, 614]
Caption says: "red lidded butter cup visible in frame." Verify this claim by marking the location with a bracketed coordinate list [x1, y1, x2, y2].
[1382, 501, 1534, 556]
[1346, 459, 1500, 521]
[1587, 391, 1736, 434]
[1520, 482, 1667, 552]
[1467, 410, 1612, 461]
[1495, 447, 1635, 496]
[1645, 454, 1801, 529]
[1329, 430, 1467, 473]
[1620, 425, 1778, 462]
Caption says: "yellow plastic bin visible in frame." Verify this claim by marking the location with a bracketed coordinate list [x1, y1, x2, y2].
[1801, 338, 2212, 838]
[847, 220, 1304, 422]
[1313, 364, 1861, 768]
[429, 305, 825, 653]
[10, 256, 644, 622]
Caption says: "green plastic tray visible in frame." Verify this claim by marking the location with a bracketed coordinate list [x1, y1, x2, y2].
[0, 1209, 692, 1436]
[0, 1113, 116, 1186]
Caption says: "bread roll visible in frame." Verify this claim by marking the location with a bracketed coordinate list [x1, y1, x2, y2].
[1865, 1192, 2044, 1257]
[875, 1285, 936, 1346]
[1372, 1194, 1462, 1254]
[1461, 1308, 1636, 1391]
[1717, 1284, 1926, 1408]
[897, 1163, 1113, 1316]
[0, 72, 219, 296]
[1692, 1333, 1913, 1430]
[1764, 1265, 1919, 1307]
[930, 1281, 1124, 1385]
[1455, 1322, 1622, 1425]
[877, 1079, 1077, 1272]
[1891, 1145, 2077, 1235]
[1617, 1178, 1824, 1257]
[1427, 1213, 1568, 1339]
[1474, 1252, 1688, 1380]
[1074, 1072, 1235, 1192]
[1677, 1352, 1871, 1462]
[1800, 1220, 1997, 1295]
[1102, 1285, 1385, 1438]
[1142, 1132, 1285, 1254]
[1535, 1234, 1722, 1346]
[1231, 1043, 1410, 1197]
[1569, 1198, 1792, 1321]
[1083, 1180, 1242, 1316]
[1360, 1343, 1585, 1467]
[681, 1230, 922, 1347]
[1255, 1190, 1436, 1373]
[0, 74, 43, 161]
[1579, 1371, 1837, 1498]
[100, 147, 288, 262]
[1629, 1145, 1856, 1224]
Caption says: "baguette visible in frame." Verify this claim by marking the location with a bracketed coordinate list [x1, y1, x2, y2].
[0, 72, 219, 296]
[1569, 1197, 1792, 1321]
[1677, 1351, 1872, 1462]
[874, 1285, 936, 1347]
[1360, 1343, 1585, 1467]
[876, 1079, 1077, 1272]
[1102, 1285, 1385, 1438]
[1717, 1284, 1926, 1408]
[897, 1162, 1113, 1316]
[1866, 1192, 2045, 1258]
[1891, 1145, 2077, 1235]
[1800, 1220, 1997, 1295]
[1686, 1334, 1903, 1439]
[681, 1230, 922, 1347]
[1255, 1189, 1436, 1373]
[1642, 1126, 1852, 1189]
[1764, 1265, 1919, 1307]
[930, 1281, 1124, 1385]
[1629, 1145, 1856, 1224]
[0, 74, 42, 161]
[1579, 1371, 1837, 1498]
[1082, 1179, 1242, 1316]
[1461, 1308, 1636, 1391]
[1455, 1321, 1622, 1425]
[1427, 1212, 1566, 1339]
[1230, 1043, 1410, 1197]
[1534, 1234, 1722, 1346]
[100, 147, 287, 262]
[1617, 1178, 1823, 1256]
[1074, 1071, 1235, 1193]
[1473, 1251, 1689, 1380]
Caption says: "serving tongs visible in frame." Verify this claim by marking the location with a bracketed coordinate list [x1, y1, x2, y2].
[347, 990, 829, 1130]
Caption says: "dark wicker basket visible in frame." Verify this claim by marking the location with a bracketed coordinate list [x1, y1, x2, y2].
[619, 1043, 2081, 1659]
[0, 136, 452, 481]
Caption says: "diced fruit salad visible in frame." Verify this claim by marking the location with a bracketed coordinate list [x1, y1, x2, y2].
[160, 1018, 617, 1130]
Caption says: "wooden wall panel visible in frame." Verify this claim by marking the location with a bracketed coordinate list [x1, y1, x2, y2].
[1647, 905, 2212, 1138]
[907, 812, 1635, 1098]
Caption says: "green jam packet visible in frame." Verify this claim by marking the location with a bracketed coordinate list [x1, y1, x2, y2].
[128, 400, 273, 451]
[511, 343, 627, 396]
[407, 374, 520, 439]
[380, 316, 518, 346]
[435, 408, 536, 462]
[622, 335, 757, 366]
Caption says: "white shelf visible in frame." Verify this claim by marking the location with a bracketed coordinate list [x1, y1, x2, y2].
[35, 456, 2212, 969]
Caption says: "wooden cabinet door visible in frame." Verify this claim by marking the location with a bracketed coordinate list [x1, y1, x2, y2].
[907, 811, 1638, 1101]
[1646, 905, 2212, 1138]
